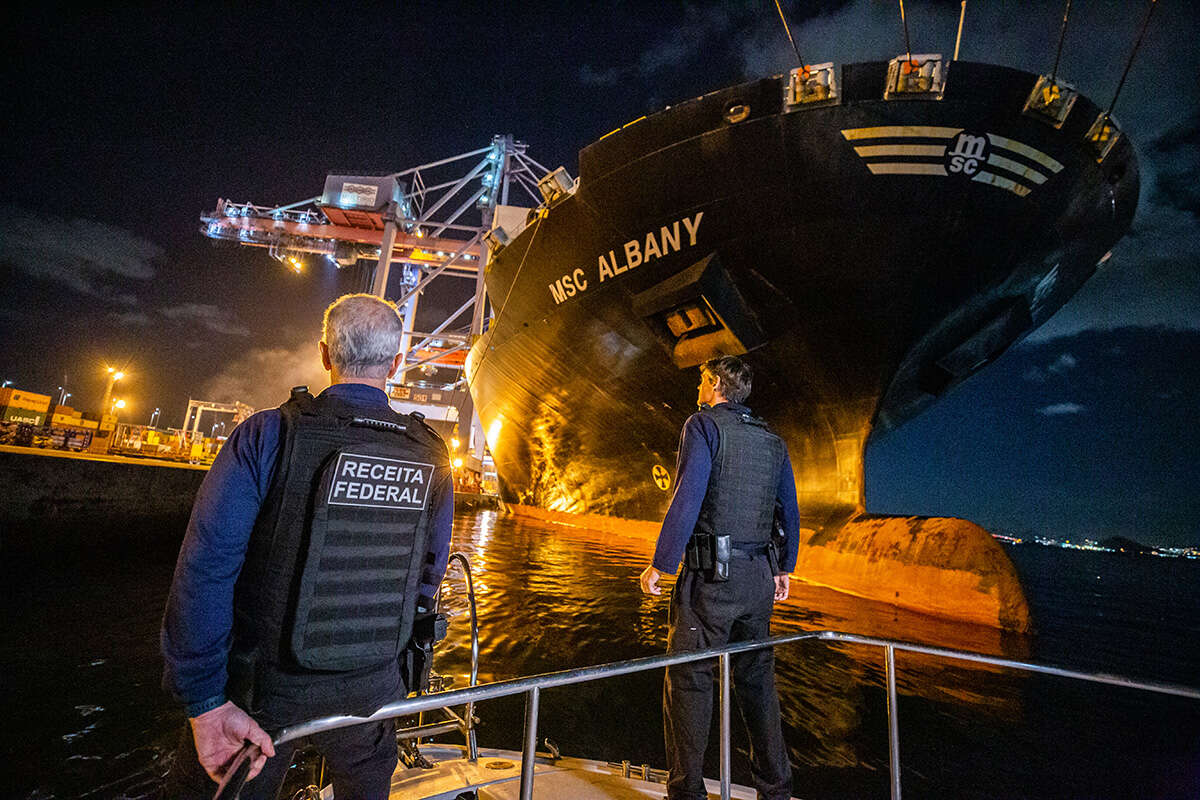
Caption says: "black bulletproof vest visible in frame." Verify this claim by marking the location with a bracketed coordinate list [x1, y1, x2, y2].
[232, 388, 449, 678]
[693, 404, 785, 544]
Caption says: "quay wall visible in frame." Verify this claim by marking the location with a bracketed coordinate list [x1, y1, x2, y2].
[0, 447, 502, 555]
[0, 446, 206, 554]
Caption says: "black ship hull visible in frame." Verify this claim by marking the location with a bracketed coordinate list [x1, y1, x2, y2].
[465, 61, 1137, 627]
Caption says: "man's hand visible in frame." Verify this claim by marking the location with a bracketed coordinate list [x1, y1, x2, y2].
[189, 701, 275, 783]
[773, 573, 790, 601]
[639, 565, 664, 596]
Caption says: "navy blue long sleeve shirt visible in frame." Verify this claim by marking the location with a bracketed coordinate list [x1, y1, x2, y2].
[651, 402, 801, 575]
[160, 383, 454, 716]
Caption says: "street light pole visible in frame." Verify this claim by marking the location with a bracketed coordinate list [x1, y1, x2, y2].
[100, 368, 124, 416]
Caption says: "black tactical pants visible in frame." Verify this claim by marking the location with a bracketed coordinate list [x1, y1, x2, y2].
[664, 555, 792, 800]
[166, 716, 397, 800]
[167, 663, 403, 799]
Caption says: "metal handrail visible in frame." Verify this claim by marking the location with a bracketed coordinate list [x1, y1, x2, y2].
[397, 553, 482, 757]
[220, 630, 1200, 800]
[442, 552, 480, 759]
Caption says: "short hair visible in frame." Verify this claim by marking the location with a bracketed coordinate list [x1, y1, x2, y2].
[321, 294, 404, 378]
[701, 355, 752, 404]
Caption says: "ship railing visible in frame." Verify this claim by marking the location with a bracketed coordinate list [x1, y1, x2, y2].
[214, 628, 1200, 800]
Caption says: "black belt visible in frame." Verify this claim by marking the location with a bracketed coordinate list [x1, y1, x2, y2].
[730, 542, 769, 559]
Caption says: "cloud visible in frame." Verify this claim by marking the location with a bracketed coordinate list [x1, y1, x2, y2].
[201, 332, 327, 410]
[0, 205, 161, 296]
[109, 311, 151, 326]
[1037, 402, 1086, 416]
[579, 64, 622, 88]
[160, 303, 250, 336]
[578, 5, 735, 87]
[1047, 353, 1078, 374]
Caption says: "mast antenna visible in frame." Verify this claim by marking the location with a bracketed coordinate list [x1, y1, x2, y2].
[953, 2, 966, 62]
[773, 0, 805, 68]
[1103, 0, 1158, 124]
[1050, 0, 1072, 84]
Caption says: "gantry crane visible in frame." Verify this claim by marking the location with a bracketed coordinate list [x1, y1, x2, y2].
[200, 136, 555, 469]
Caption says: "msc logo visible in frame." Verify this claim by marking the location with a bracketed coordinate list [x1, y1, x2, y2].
[841, 125, 1063, 198]
[946, 131, 989, 175]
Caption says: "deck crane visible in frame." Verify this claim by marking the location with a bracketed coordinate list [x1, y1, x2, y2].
[200, 136, 552, 471]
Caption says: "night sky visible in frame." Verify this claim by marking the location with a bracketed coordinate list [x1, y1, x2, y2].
[2, 2, 1197, 547]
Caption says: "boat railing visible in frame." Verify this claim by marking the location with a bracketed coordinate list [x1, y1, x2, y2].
[399, 552, 481, 760]
[215, 625, 1200, 800]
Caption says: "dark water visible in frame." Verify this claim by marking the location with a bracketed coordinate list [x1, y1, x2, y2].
[3, 511, 1198, 799]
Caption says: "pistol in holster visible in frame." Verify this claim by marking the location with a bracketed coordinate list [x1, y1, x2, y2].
[685, 532, 731, 582]
[401, 609, 449, 695]
[767, 500, 786, 576]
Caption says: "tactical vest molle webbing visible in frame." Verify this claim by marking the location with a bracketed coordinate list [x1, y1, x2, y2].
[232, 387, 450, 678]
[693, 404, 785, 544]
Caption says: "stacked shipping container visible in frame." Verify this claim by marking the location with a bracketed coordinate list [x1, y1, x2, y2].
[0, 388, 52, 426]
[1, 387, 116, 452]
[0, 385, 224, 462]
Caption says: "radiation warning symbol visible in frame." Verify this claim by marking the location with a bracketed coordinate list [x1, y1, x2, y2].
[652, 464, 671, 492]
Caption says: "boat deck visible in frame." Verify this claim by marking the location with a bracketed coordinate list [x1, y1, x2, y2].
[389, 746, 764, 800]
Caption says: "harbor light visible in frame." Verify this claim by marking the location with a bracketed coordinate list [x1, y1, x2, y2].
[101, 367, 126, 415]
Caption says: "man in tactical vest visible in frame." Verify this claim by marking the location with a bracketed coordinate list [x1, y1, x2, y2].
[639, 355, 800, 800]
[162, 293, 454, 799]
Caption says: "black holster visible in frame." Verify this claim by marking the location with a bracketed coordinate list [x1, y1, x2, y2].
[685, 532, 731, 582]
[767, 500, 786, 576]
[401, 612, 448, 695]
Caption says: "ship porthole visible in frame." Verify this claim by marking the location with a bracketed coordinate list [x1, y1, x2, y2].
[724, 104, 750, 124]
[652, 464, 671, 491]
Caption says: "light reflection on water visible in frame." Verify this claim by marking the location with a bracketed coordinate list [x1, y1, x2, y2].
[430, 511, 1030, 794]
[431, 511, 1199, 799]
[7, 510, 1197, 798]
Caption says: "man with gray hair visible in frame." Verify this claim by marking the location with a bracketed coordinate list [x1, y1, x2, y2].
[163, 293, 454, 798]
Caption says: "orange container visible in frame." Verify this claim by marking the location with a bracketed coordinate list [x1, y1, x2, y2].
[0, 388, 51, 412]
